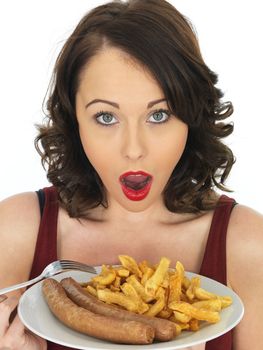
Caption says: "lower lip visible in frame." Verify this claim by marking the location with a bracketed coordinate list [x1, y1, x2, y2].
[120, 180, 153, 201]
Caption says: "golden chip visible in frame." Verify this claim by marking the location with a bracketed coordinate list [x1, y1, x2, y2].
[118, 255, 143, 278]
[145, 257, 171, 297]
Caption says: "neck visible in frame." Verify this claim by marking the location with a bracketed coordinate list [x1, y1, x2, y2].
[84, 195, 195, 226]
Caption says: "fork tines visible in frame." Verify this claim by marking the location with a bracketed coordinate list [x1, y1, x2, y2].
[59, 260, 97, 273]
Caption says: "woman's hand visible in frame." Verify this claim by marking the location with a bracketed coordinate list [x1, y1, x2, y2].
[0, 294, 47, 350]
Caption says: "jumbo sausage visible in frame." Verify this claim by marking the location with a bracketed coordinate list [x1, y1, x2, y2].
[61, 277, 176, 341]
[42, 278, 155, 344]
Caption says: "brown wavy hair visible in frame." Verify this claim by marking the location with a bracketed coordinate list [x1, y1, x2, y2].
[35, 0, 235, 218]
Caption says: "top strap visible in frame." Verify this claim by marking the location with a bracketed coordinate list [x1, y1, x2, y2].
[200, 195, 237, 284]
[29, 186, 59, 280]
[200, 195, 236, 350]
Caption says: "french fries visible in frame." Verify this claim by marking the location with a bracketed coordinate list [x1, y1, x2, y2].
[85, 255, 233, 335]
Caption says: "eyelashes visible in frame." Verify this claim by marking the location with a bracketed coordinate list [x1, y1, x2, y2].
[93, 108, 172, 126]
[94, 110, 117, 126]
[147, 108, 172, 124]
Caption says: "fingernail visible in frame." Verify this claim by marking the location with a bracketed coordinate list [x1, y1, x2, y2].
[0, 294, 8, 303]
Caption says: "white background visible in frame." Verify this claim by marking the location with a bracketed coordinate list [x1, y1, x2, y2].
[0, 1, 262, 212]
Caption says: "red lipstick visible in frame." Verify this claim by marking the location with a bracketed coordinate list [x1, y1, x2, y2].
[119, 171, 153, 201]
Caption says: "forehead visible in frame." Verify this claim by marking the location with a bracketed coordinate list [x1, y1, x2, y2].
[77, 48, 164, 100]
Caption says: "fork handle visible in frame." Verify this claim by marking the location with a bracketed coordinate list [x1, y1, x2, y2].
[0, 275, 43, 295]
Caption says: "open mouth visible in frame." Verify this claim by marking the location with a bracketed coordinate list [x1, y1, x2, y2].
[121, 175, 151, 190]
[119, 171, 153, 201]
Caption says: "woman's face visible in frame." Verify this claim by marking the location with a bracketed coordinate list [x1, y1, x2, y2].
[76, 48, 188, 212]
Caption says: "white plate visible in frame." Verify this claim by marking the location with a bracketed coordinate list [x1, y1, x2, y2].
[18, 270, 244, 350]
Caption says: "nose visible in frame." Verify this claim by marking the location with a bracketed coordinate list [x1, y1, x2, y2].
[121, 124, 146, 161]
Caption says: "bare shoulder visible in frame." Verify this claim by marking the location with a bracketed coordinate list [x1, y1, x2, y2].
[0, 191, 40, 233]
[0, 192, 41, 292]
[227, 204, 263, 282]
[227, 204, 263, 349]
[230, 203, 263, 228]
[228, 204, 263, 259]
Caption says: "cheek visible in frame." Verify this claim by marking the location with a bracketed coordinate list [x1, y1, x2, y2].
[79, 129, 98, 165]
[79, 128, 114, 174]
[156, 128, 188, 168]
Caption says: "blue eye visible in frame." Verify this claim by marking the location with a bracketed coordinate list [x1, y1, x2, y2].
[94, 108, 172, 126]
[94, 111, 118, 126]
[148, 109, 171, 124]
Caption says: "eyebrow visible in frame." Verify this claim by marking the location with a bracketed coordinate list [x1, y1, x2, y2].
[85, 98, 167, 109]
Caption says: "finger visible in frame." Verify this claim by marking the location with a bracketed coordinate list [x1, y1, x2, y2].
[0, 294, 8, 303]
[0, 296, 19, 337]
[7, 313, 25, 337]
[7, 314, 47, 349]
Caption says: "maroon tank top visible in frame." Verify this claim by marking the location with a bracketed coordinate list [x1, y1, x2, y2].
[29, 186, 236, 350]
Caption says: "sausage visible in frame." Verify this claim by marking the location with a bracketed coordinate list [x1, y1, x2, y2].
[42, 278, 155, 344]
[60, 277, 176, 341]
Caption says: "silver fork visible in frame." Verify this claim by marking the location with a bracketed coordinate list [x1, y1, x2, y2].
[0, 260, 97, 295]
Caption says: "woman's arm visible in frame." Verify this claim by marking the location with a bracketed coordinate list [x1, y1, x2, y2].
[227, 205, 263, 350]
[0, 192, 40, 290]
[0, 192, 46, 349]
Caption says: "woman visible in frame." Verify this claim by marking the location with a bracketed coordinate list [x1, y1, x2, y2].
[0, 0, 262, 349]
